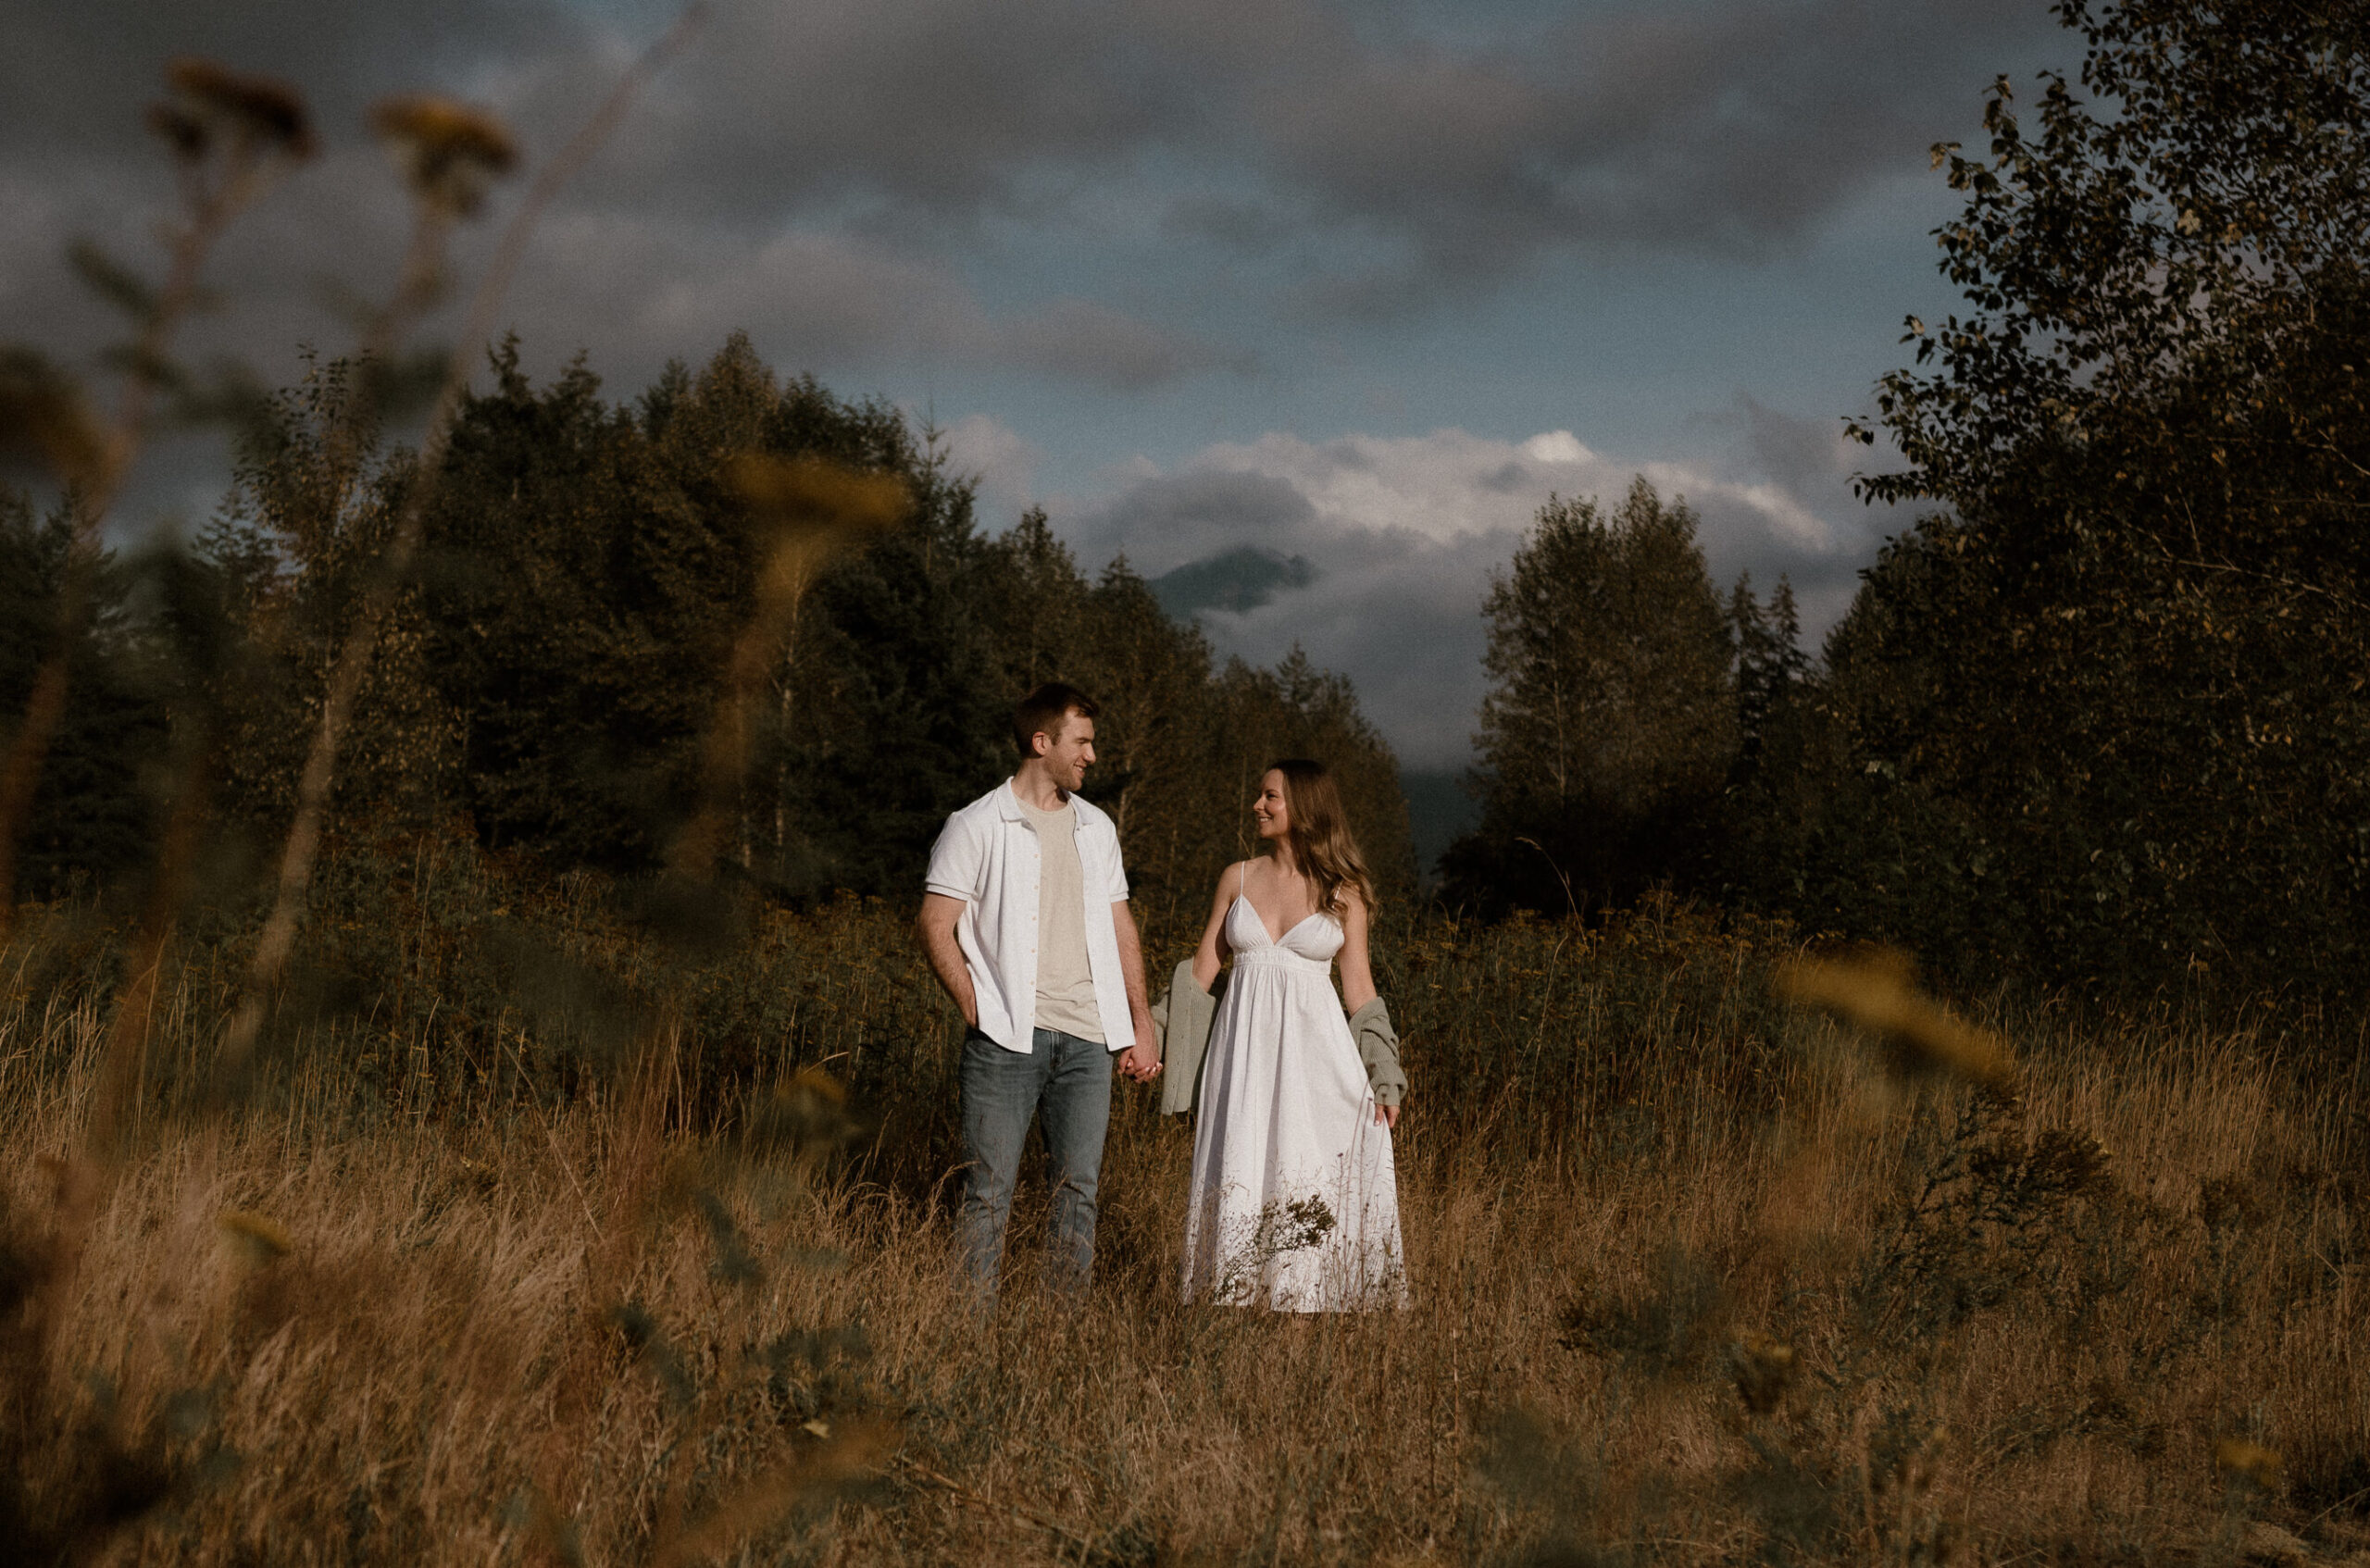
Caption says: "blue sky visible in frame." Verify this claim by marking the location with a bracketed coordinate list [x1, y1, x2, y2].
[3, 0, 2074, 767]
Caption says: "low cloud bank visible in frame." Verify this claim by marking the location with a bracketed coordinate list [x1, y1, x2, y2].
[943, 418, 1901, 771]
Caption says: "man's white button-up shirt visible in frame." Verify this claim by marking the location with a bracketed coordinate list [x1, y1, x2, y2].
[924, 780, 1135, 1054]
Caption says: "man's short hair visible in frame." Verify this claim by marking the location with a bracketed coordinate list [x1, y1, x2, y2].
[1014, 681, 1099, 756]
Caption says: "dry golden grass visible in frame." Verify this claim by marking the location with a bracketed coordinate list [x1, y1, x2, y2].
[2, 885, 2364, 1565]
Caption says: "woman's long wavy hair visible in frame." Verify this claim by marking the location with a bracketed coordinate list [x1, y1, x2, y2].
[1266, 758, 1375, 919]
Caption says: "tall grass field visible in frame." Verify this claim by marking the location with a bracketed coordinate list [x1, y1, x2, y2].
[3, 840, 2363, 1565]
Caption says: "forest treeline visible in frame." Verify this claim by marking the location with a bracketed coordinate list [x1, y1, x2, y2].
[6, 0, 2364, 998]
[1449, 0, 2370, 996]
[2, 335, 1409, 931]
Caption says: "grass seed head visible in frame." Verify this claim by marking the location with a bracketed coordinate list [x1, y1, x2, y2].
[370, 95, 518, 216]
[146, 104, 212, 163]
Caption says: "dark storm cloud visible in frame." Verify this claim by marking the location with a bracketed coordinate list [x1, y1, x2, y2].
[493, 218, 1249, 393]
[1001, 299, 1257, 390]
[624, 0, 1207, 221]
[1086, 480, 1499, 767]
[0, 17, 1276, 444]
[0, 0, 1246, 402]
[1270, 0, 2047, 257]
[1237, 0, 2064, 307]
[1685, 392, 1913, 634]
[1738, 395, 1862, 505]
[3, 0, 2064, 395]
[634, 0, 2063, 289]
[1077, 469, 1324, 569]
[663, 0, 2057, 251]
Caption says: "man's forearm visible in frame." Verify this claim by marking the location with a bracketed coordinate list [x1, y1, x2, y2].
[917, 911, 978, 1025]
[1113, 902, 1153, 1028]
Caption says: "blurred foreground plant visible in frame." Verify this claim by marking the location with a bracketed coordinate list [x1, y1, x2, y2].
[1776, 946, 2018, 1098]
[0, 59, 317, 949]
[215, 5, 706, 1092]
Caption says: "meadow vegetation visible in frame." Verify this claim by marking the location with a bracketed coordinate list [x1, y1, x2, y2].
[2, 852, 2364, 1564]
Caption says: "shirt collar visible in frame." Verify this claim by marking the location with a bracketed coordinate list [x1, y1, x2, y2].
[1001, 778, 1083, 822]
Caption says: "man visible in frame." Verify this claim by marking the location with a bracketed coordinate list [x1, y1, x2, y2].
[918, 681, 1161, 1298]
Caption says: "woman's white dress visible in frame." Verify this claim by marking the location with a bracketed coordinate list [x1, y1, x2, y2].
[1180, 890, 1407, 1311]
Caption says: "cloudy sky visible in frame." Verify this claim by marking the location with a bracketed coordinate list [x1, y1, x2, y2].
[3, 0, 2073, 771]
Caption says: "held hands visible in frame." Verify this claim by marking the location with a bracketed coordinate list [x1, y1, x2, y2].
[1116, 1040, 1162, 1083]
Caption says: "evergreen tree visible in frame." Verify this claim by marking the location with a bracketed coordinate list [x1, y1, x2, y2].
[768, 454, 1005, 897]
[412, 342, 664, 863]
[0, 492, 170, 897]
[1728, 573, 1806, 768]
[1065, 558, 1221, 913]
[184, 333, 1411, 918]
[968, 508, 1091, 696]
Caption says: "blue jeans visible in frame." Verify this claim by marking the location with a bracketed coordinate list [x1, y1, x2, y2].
[956, 1027, 1112, 1298]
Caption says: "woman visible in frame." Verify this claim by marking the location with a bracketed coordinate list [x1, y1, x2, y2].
[1179, 760, 1407, 1311]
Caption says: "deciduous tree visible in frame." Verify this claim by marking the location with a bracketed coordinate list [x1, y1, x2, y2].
[1448, 479, 1734, 915]
[1801, 0, 2370, 988]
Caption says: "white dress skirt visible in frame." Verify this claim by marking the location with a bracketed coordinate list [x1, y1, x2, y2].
[1180, 892, 1407, 1311]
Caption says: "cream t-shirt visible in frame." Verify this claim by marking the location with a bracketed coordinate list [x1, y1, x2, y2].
[1017, 795, 1105, 1042]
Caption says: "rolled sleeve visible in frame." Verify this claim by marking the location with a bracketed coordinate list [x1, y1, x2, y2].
[924, 815, 981, 902]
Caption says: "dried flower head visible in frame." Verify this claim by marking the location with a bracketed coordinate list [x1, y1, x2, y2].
[1775, 947, 2018, 1097]
[217, 1208, 293, 1265]
[2216, 1437, 2282, 1493]
[1729, 1331, 1798, 1414]
[159, 56, 317, 160]
[370, 95, 519, 217]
